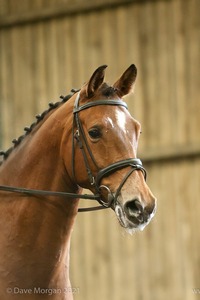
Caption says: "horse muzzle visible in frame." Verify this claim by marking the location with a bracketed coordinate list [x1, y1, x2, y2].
[114, 197, 157, 233]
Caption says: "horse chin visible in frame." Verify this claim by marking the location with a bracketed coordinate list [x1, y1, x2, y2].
[114, 203, 150, 235]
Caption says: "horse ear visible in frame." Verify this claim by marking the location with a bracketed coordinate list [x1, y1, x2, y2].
[113, 64, 137, 97]
[86, 65, 107, 98]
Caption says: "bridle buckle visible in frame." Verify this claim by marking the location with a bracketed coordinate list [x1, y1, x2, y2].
[98, 185, 114, 208]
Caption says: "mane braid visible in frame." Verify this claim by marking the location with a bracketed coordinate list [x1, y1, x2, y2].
[0, 89, 79, 166]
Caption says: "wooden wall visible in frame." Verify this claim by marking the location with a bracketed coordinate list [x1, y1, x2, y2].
[0, 0, 200, 299]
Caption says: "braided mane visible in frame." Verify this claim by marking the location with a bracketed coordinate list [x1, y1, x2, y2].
[0, 89, 78, 166]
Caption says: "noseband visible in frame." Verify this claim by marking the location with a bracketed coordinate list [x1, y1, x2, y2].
[72, 92, 147, 209]
[0, 91, 147, 212]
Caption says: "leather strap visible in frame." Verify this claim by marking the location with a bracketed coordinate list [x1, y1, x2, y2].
[0, 185, 106, 212]
[73, 99, 128, 113]
[96, 158, 146, 188]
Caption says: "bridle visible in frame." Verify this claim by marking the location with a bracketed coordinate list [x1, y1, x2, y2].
[0, 91, 147, 212]
[71, 91, 147, 209]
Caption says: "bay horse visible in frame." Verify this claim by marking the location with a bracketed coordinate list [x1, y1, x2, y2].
[0, 65, 156, 299]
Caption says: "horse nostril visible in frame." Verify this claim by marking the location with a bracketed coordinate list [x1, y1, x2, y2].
[125, 199, 143, 215]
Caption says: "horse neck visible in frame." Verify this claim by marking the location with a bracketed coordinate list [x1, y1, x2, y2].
[0, 97, 81, 217]
[0, 97, 79, 286]
[0, 99, 78, 241]
[0, 98, 77, 192]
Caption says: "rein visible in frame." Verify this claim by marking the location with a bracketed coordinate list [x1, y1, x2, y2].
[0, 185, 103, 212]
[0, 91, 147, 212]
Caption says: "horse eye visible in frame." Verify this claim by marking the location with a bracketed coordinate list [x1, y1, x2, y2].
[88, 128, 101, 139]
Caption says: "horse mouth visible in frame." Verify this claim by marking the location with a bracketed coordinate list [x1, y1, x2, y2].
[114, 203, 154, 233]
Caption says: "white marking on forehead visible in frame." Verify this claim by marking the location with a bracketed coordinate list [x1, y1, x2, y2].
[106, 117, 115, 128]
[105, 110, 127, 133]
[115, 110, 127, 132]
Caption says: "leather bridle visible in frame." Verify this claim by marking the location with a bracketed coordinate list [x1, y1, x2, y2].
[0, 92, 147, 212]
[72, 91, 147, 209]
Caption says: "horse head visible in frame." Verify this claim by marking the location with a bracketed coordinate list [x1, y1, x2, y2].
[63, 65, 156, 233]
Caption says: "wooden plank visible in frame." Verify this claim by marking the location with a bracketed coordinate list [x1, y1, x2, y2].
[136, 1, 159, 149]
[124, 4, 145, 127]
[99, 9, 118, 80]
[31, 22, 48, 113]
[0, 0, 9, 17]
[0, 30, 16, 148]
[9, 26, 36, 138]
[182, 0, 200, 144]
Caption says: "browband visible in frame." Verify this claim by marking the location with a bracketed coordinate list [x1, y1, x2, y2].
[73, 92, 128, 113]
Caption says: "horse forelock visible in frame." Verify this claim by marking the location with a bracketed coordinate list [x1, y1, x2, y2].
[100, 83, 119, 98]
